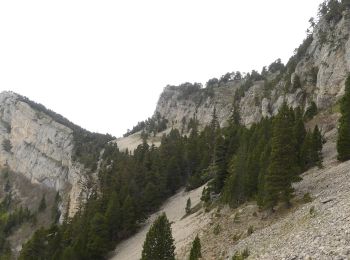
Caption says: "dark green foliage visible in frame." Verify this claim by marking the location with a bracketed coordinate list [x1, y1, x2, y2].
[230, 104, 241, 126]
[2, 140, 12, 153]
[189, 235, 202, 260]
[232, 248, 249, 260]
[51, 192, 61, 223]
[213, 224, 221, 235]
[292, 75, 302, 90]
[300, 126, 323, 170]
[286, 35, 313, 73]
[0, 202, 32, 258]
[312, 126, 323, 163]
[185, 198, 191, 214]
[18, 102, 323, 259]
[124, 112, 168, 137]
[337, 75, 350, 161]
[86, 213, 109, 259]
[141, 213, 175, 260]
[247, 225, 254, 235]
[304, 101, 318, 121]
[319, 0, 344, 23]
[177, 83, 202, 99]
[38, 195, 46, 212]
[264, 103, 300, 209]
[206, 78, 219, 88]
[294, 107, 307, 167]
[4, 180, 10, 192]
[268, 59, 285, 73]
[19, 128, 189, 259]
[19, 228, 48, 260]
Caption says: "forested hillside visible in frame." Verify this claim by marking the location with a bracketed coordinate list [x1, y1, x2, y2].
[6, 0, 350, 259]
[18, 98, 324, 259]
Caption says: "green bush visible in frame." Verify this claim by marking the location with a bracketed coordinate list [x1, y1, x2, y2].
[213, 224, 221, 235]
[247, 225, 254, 235]
[303, 193, 313, 203]
[232, 247, 250, 260]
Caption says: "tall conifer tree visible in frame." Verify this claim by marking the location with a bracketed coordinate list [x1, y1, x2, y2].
[264, 102, 300, 209]
[189, 235, 202, 260]
[141, 213, 175, 260]
[337, 75, 350, 161]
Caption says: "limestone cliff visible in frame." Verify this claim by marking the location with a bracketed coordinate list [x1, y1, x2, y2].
[155, 9, 350, 130]
[0, 91, 107, 218]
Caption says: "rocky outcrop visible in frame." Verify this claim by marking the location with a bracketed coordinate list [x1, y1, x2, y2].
[155, 10, 350, 131]
[0, 91, 94, 218]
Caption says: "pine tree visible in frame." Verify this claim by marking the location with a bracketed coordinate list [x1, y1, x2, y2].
[209, 107, 220, 163]
[293, 107, 306, 167]
[121, 195, 136, 235]
[229, 104, 241, 126]
[211, 133, 228, 193]
[189, 235, 202, 260]
[38, 194, 46, 212]
[300, 132, 313, 171]
[86, 212, 109, 259]
[222, 133, 249, 207]
[311, 125, 323, 165]
[185, 198, 191, 214]
[337, 75, 350, 161]
[105, 191, 122, 241]
[264, 103, 300, 209]
[141, 213, 175, 260]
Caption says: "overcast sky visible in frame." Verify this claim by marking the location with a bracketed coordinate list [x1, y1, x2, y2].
[0, 0, 322, 137]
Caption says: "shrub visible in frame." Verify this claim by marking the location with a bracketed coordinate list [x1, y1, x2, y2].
[232, 247, 250, 260]
[304, 102, 318, 121]
[213, 224, 221, 235]
[2, 140, 12, 153]
[303, 193, 313, 203]
[233, 213, 240, 223]
[185, 198, 192, 214]
[247, 225, 254, 235]
[309, 206, 316, 217]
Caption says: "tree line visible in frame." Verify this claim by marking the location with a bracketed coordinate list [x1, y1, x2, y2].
[18, 99, 325, 259]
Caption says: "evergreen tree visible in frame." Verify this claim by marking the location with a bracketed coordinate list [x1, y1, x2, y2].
[264, 103, 300, 209]
[185, 198, 191, 214]
[300, 132, 313, 170]
[189, 235, 202, 260]
[293, 107, 306, 167]
[141, 213, 175, 260]
[222, 132, 249, 207]
[229, 104, 241, 126]
[312, 125, 323, 165]
[38, 194, 46, 212]
[19, 228, 47, 260]
[211, 133, 228, 193]
[337, 75, 350, 161]
[105, 191, 122, 241]
[121, 195, 136, 235]
[86, 213, 109, 259]
[4, 179, 10, 192]
[304, 101, 318, 121]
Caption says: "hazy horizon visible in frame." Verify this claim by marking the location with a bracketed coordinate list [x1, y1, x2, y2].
[0, 0, 323, 137]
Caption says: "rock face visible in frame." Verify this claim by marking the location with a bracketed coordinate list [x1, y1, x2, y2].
[0, 91, 93, 218]
[155, 10, 350, 130]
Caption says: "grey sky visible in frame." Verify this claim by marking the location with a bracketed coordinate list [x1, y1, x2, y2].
[0, 0, 322, 137]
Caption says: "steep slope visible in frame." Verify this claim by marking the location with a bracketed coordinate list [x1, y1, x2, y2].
[155, 9, 350, 131]
[116, 8, 350, 153]
[0, 91, 112, 253]
[110, 110, 350, 260]
[111, 184, 207, 260]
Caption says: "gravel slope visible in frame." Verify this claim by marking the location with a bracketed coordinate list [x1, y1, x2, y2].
[110, 185, 207, 260]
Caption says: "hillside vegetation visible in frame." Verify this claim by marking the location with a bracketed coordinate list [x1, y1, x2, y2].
[5, 1, 350, 259]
